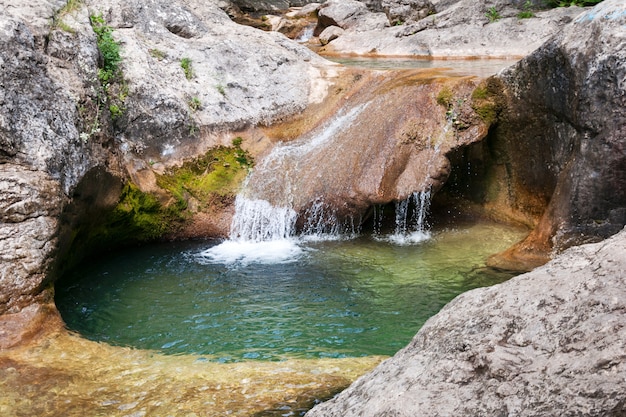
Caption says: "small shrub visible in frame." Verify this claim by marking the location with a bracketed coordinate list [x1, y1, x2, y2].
[485, 6, 501, 23]
[109, 104, 123, 119]
[180, 57, 193, 79]
[90, 14, 121, 81]
[232, 137, 243, 147]
[517, 1, 534, 18]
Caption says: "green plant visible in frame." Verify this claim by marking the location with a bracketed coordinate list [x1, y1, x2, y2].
[188, 96, 201, 111]
[485, 6, 501, 23]
[90, 14, 122, 83]
[109, 104, 123, 119]
[518, 1, 535, 18]
[232, 137, 243, 147]
[180, 57, 193, 79]
[216, 84, 226, 96]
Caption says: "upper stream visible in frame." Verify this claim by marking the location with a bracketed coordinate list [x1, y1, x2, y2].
[56, 222, 524, 362]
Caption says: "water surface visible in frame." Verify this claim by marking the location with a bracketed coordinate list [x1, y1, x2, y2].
[56, 222, 525, 362]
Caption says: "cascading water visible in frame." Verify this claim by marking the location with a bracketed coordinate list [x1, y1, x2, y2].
[202, 97, 451, 263]
[202, 103, 373, 263]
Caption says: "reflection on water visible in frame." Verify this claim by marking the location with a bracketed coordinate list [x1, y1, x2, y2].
[328, 56, 520, 77]
[56, 222, 525, 362]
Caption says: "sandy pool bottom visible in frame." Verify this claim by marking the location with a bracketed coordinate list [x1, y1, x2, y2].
[0, 330, 383, 417]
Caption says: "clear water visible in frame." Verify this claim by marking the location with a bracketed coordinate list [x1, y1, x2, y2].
[56, 222, 525, 362]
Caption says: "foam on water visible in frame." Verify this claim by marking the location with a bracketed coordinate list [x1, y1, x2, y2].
[378, 230, 432, 246]
[199, 239, 304, 265]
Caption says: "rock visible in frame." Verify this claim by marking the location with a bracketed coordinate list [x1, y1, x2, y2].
[0, 166, 63, 314]
[381, 0, 435, 25]
[0, 0, 338, 317]
[306, 227, 626, 417]
[243, 73, 490, 228]
[319, 26, 345, 45]
[317, 0, 584, 57]
[485, 0, 626, 270]
[103, 0, 333, 163]
[316, 0, 389, 35]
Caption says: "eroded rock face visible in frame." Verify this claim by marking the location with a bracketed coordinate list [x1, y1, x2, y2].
[306, 227, 626, 417]
[485, 0, 626, 270]
[243, 72, 490, 227]
[0, 2, 110, 315]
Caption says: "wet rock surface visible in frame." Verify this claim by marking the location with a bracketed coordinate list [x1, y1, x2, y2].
[245, 72, 490, 226]
[306, 226, 626, 417]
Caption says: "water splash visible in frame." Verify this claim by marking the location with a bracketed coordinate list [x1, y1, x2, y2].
[200, 196, 302, 265]
[373, 190, 432, 245]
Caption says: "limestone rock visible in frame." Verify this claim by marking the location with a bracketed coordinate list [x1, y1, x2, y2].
[317, 0, 584, 57]
[486, 0, 626, 269]
[319, 26, 345, 45]
[101, 0, 333, 163]
[316, 0, 389, 34]
[243, 74, 489, 228]
[381, 0, 435, 25]
[306, 227, 626, 417]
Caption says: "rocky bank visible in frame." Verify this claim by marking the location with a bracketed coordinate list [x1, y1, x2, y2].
[306, 226, 626, 417]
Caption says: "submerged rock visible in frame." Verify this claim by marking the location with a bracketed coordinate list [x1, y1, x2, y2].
[306, 226, 626, 417]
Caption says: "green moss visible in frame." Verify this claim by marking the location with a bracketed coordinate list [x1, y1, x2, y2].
[109, 183, 172, 240]
[436, 87, 454, 108]
[156, 145, 252, 210]
[471, 79, 505, 127]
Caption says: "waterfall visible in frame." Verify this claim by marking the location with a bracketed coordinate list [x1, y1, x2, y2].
[230, 196, 297, 242]
[387, 189, 432, 245]
[200, 97, 450, 263]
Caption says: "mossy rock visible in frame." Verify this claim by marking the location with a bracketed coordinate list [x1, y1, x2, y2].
[471, 78, 506, 127]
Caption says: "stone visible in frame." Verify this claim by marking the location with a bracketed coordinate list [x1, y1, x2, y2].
[319, 25, 344, 45]
[243, 74, 490, 228]
[381, 0, 435, 25]
[317, 0, 585, 57]
[306, 227, 626, 417]
[316, 0, 389, 34]
[485, 0, 626, 270]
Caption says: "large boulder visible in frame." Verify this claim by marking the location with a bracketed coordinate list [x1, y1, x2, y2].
[485, 0, 626, 270]
[315, 0, 390, 35]
[0, 0, 336, 318]
[306, 226, 626, 416]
